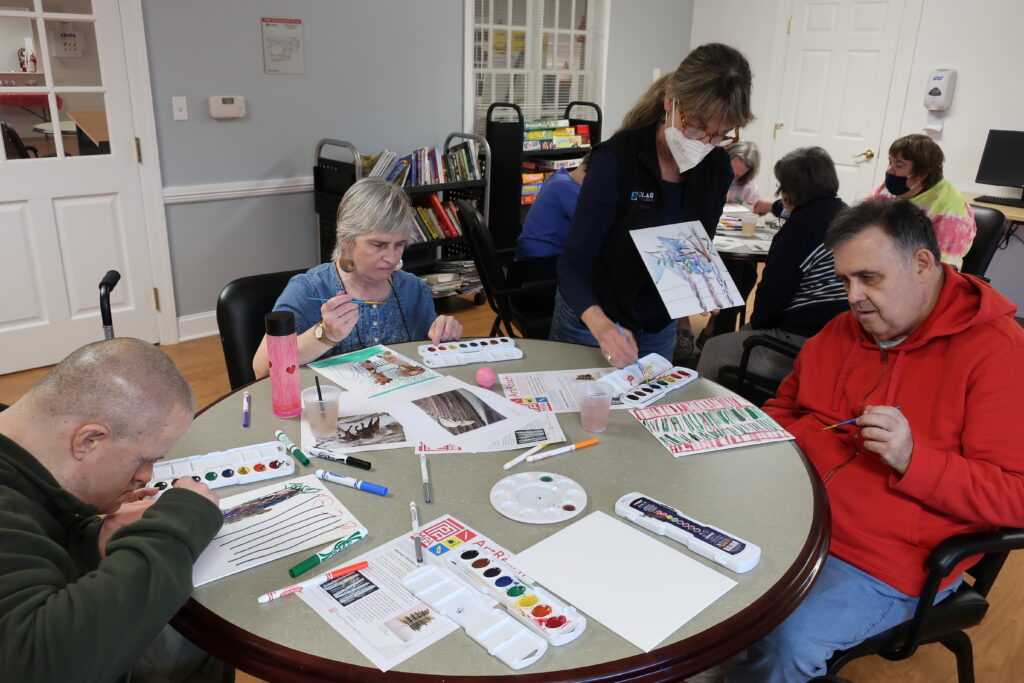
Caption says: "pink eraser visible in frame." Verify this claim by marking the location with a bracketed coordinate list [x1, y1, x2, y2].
[476, 366, 497, 389]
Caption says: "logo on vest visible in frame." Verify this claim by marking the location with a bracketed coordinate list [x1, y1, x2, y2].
[629, 190, 655, 207]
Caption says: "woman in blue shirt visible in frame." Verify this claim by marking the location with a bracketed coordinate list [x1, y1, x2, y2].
[252, 178, 462, 378]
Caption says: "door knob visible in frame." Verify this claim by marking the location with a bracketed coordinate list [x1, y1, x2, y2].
[853, 148, 875, 160]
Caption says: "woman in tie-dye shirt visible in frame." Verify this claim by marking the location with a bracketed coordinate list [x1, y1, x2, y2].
[868, 134, 976, 270]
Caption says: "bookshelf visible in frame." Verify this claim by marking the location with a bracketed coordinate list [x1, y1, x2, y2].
[484, 101, 602, 253]
[313, 133, 491, 294]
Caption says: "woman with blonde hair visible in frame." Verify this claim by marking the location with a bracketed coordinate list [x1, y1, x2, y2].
[252, 177, 461, 377]
[551, 43, 754, 366]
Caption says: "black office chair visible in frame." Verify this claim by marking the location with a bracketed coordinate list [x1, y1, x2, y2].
[455, 199, 556, 338]
[1, 121, 39, 158]
[825, 527, 1024, 683]
[961, 204, 1006, 280]
[715, 333, 801, 406]
[216, 268, 306, 390]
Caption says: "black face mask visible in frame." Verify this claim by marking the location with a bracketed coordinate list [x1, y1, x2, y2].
[884, 172, 912, 196]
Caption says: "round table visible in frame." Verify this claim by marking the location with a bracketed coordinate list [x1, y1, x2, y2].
[171, 339, 828, 682]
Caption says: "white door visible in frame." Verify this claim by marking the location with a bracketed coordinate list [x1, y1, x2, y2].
[770, 0, 907, 202]
[0, 0, 158, 374]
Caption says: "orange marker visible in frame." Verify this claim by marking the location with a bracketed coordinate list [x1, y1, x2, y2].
[525, 438, 599, 462]
[256, 560, 369, 603]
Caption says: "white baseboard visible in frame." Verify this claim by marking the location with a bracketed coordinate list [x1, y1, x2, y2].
[177, 310, 219, 342]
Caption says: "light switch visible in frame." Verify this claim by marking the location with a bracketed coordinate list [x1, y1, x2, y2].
[171, 96, 188, 121]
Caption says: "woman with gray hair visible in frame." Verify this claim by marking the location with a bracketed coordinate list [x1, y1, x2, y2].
[252, 177, 461, 376]
[726, 140, 771, 216]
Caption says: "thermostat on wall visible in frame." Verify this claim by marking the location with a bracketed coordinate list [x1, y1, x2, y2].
[208, 96, 246, 119]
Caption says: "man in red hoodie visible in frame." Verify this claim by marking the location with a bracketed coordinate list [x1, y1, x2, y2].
[727, 199, 1024, 682]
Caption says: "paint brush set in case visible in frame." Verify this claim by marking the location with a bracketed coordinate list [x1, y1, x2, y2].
[147, 442, 295, 492]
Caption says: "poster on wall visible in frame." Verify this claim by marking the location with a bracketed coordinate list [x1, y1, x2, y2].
[261, 17, 304, 74]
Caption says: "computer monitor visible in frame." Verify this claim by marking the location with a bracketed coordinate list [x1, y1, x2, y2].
[975, 130, 1024, 197]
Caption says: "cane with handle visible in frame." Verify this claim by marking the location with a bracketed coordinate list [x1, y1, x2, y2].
[99, 270, 121, 339]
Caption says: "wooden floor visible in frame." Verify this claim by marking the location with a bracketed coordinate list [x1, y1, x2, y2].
[2, 294, 1022, 682]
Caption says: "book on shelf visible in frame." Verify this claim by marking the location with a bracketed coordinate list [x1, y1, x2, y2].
[521, 183, 543, 195]
[530, 156, 586, 171]
[521, 172, 546, 184]
[523, 118, 570, 130]
[357, 138, 481, 190]
[522, 193, 538, 205]
[523, 138, 588, 151]
[415, 206, 441, 240]
[426, 193, 459, 238]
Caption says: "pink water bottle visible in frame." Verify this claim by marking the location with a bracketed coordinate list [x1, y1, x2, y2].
[265, 311, 301, 418]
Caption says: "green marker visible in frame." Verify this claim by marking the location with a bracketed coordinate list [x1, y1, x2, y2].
[274, 429, 310, 466]
[288, 528, 368, 578]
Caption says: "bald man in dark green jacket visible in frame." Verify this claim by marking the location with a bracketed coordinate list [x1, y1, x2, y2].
[0, 338, 224, 682]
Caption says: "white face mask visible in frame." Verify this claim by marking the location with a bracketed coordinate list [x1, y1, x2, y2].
[663, 100, 715, 173]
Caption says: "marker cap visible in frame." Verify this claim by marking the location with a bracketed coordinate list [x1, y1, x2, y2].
[288, 555, 320, 578]
[345, 455, 372, 471]
[360, 481, 389, 497]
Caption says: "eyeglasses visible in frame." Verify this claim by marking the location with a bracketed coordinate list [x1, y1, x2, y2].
[677, 109, 740, 146]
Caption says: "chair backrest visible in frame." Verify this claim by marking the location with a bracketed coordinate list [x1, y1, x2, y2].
[961, 204, 1006, 278]
[455, 199, 515, 323]
[1, 121, 37, 159]
[216, 268, 306, 390]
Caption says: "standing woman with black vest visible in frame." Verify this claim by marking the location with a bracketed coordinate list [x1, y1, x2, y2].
[550, 43, 754, 367]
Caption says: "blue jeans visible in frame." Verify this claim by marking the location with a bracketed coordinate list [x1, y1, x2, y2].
[548, 290, 676, 361]
[726, 556, 961, 682]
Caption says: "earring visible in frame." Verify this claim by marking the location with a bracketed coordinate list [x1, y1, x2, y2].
[337, 257, 355, 273]
[394, 259, 403, 271]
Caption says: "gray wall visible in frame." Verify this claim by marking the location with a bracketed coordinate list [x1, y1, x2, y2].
[604, 0, 694, 134]
[142, 0, 465, 316]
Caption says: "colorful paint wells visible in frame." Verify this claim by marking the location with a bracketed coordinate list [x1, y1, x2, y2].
[447, 546, 586, 645]
[596, 353, 699, 409]
[148, 442, 295, 493]
[417, 337, 523, 368]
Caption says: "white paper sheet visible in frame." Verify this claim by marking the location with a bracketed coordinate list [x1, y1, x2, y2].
[415, 412, 566, 454]
[513, 511, 736, 652]
[630, 221, 744, 318]
[300, 406, 413, 454]
[193, 474, 366, 586]
[309, 345, 441, 401]
[498, 367, 630, 413]
[296, 531, 457, 672]
[378, 376, 536, 451]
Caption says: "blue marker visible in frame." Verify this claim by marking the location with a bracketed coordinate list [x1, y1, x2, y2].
[315, 468, 388, 497]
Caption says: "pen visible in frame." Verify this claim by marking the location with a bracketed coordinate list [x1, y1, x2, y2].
[242, 391, 251, 428]
[410, 501, 424, 563]
[257, 560, 369, 603]
[287, 528, 366, 578]
[308, 447, 372, 471]
[503, 442, 549, 470]
[308, 297, 386, 305]
[820, 406, 903, 431]
[420, 453, 432, 503]
[526, 438, 600, 462]
[274, 429, 311, 466]
[315, 468, 388, 496]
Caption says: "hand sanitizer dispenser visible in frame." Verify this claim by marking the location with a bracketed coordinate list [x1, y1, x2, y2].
[923, 69, 956, 132]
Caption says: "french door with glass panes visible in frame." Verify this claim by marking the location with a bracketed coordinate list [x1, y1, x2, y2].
[0, 0, 159, 373]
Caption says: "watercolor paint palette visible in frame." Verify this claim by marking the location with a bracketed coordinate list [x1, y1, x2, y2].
[490, 472, 587, 525]
[416, 337, 523, 368]
[596, 353, 698, 409]
[403, 564, 548, 669]
[147, 442, 295, 492]
[441, 543, 587, 646]
[615, 492, 761, 573]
